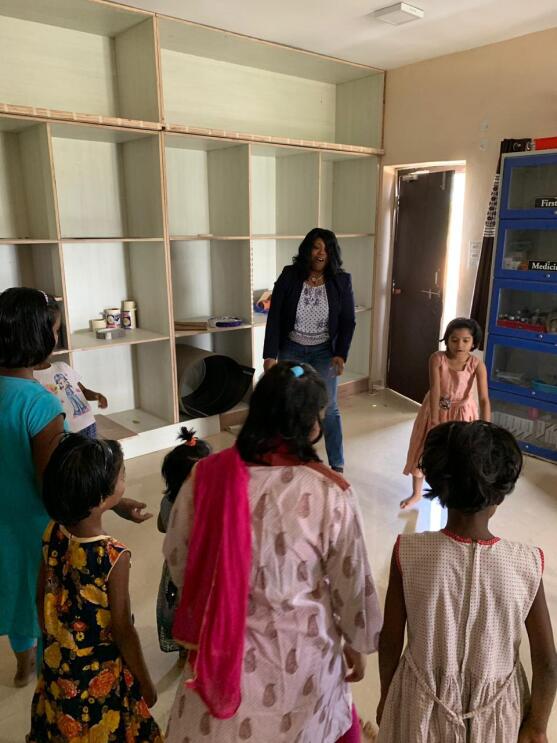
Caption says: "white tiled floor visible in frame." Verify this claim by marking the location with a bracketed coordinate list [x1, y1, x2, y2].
[1, 390, 555, 741]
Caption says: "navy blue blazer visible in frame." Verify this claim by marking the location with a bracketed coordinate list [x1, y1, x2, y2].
[262, 265, 356, 361]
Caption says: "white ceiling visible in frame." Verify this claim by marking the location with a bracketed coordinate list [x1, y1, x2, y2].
[119, 0, 557, 70]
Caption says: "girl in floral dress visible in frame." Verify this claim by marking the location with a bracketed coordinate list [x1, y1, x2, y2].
[28, 434, 163, 743]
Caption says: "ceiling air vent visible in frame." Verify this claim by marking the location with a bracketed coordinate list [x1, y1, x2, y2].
[373, 2, 424, 24]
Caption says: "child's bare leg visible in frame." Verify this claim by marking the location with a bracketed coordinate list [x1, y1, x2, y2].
[13, 647, 35, 688]
[400, 476, 424, 509]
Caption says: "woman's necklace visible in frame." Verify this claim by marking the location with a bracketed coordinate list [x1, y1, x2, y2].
[308, 272, 325, 287]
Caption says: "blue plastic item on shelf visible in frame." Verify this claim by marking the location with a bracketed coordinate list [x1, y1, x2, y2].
[532, 379, 557, 395]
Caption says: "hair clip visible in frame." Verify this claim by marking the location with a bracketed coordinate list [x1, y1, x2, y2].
[40, 290, 49, 303]
[185, 437, 198, 447]
[291, 365, 305, 378]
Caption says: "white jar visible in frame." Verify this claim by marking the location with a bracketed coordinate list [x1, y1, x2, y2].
[121, 300, 137, 330]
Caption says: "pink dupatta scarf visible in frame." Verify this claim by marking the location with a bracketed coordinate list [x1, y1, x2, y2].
[172, 445, 251, 719]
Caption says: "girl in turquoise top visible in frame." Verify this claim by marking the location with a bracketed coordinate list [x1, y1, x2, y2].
[0, 288, 65, 687]
[0, 287, 155, 688]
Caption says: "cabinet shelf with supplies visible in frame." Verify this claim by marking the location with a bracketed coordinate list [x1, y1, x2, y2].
[487, 149, 557, 462]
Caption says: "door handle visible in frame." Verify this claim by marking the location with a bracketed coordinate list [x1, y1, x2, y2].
[420, 289, 441, 299]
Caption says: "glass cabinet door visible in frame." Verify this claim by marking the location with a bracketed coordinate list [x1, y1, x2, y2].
[500, 153, 557, 219]
[495, 220, 557, 281]
[487, 337, 557, 402]
[491, 390, 557, 460]
[489, 279, 557, 343]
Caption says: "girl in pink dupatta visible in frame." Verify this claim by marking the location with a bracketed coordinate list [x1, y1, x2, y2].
[164, 362, 383, 743]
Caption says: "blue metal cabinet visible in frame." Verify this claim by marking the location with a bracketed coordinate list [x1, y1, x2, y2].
[488, 278, 557, 344]
[494, 220, 557, 281]
[486, 335, 557, 404]
[488, 150, 557, 463]
[499, 152, 557, 220]
[490, 389, 557, 462]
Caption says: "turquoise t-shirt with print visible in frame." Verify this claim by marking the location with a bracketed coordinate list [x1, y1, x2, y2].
[0, 376, 64, 638]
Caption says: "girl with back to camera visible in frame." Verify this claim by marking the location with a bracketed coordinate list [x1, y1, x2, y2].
[378, 421, 557, 742]
[0, 287, 66, 687]
[157, 426, 211, 658]
[400, 317, 490, 509]
[29, 434, 163, 742]
[164, 361, 382, 743]
[0, 287, 151, 688]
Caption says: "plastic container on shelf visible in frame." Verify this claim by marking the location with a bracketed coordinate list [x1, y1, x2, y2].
[121, 300, 137, 330]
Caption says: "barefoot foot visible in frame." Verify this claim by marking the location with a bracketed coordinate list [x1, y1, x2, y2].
[400, 493, 422, 510]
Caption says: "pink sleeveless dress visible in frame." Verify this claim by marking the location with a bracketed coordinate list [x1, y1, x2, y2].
[404, 352, 480, 476]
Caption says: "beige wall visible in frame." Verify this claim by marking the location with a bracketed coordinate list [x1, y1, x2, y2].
[372, 27, 557, 384]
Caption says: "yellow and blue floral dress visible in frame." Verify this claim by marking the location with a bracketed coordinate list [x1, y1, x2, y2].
[29, 522, 163, 743]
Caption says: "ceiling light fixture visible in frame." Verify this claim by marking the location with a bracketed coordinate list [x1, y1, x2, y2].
[373, 2, 424, 24]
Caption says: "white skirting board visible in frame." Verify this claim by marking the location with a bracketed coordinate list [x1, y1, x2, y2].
[119, 415, 221, 460]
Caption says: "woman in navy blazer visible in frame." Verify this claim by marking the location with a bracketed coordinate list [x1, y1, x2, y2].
[263, 228, 356, 472]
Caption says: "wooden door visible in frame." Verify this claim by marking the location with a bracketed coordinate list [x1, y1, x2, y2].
[387, 170, 454, 402]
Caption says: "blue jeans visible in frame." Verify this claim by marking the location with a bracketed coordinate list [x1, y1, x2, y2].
[79, 422, 97, 438]
[278, 340, 344, 470]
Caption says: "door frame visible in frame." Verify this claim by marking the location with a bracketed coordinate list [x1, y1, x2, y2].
[371, 160, 465, 395]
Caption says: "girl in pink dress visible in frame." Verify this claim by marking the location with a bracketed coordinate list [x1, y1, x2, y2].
[400, 318, 490, 509]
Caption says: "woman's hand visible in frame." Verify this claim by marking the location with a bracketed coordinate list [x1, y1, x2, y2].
[332, 356, 345, 376]
[263, 358, 277, 372]
[344, 645, 366, 682]
[113, 497, 153, 523]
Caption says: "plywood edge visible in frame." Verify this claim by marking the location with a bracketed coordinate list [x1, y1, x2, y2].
[157, 131, 180, 423]
[166, 124, 384, 156]
[88, 0, 154, 18]
[153, 15, 166, 129]
[59, 237, 163, 243]
[0, 103, 161, 131]
[169, 234, 251, 241]
[0, 238, 59, 244]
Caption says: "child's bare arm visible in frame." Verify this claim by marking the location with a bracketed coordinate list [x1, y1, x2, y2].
[32, 415, 65, 479]
[475, 361, 491, 422]
[377, 545, 406, 725]
[519, 579, 557, 742]
[78, 382, 107, 409]
[428, 354, 441, 425]
[108, 552, 157, 707]
[36, 561, 46, 635]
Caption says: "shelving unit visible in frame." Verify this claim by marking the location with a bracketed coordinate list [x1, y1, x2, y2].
[487, 150, 557, 462]
[0, 0, 160, 128]
[157, 16, 383, 150]
[0, 0, 384, 456]
[50, 124, 164, 239]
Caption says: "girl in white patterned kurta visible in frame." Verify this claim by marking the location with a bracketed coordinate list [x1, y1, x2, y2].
[378, 421, 557, 743]
[164, 361, 382, 743]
